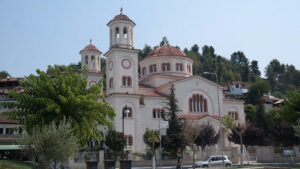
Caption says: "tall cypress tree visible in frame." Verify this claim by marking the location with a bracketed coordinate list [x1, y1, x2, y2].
[162, 84, 186, 155]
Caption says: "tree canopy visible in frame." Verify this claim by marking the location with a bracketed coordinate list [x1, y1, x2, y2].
[104, 129, 126, 158]
[228, 124, 265, 149]
[194, 123, 220, 152]
[246, 80, 270, 105]
[20, 121, 79, 169]
[162, 84, 186, 155]
[143, 128, 160, 150]
[282, 90, 300, 124]
[0, 71, 10, 79]
[7, 65, 115, 146]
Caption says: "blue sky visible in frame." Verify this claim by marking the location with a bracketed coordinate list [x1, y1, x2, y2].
[0, 0, 299, 77]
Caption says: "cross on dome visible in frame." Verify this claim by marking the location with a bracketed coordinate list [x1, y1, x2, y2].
[163, 36, 168, 46]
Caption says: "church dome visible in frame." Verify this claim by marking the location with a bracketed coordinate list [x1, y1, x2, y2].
[148, 45, 187, 58]
[80, 44, 101, 53]
[139, 38, 193, 80]
[107, 14, 135, 25]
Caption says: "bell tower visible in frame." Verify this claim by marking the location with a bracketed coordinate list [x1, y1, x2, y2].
[107, 8, 135, 49]
[105, 9, 139, 95]
[79, 40, 103, 87]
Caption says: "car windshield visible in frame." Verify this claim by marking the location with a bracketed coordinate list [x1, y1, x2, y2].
[203, 157, 211, 161]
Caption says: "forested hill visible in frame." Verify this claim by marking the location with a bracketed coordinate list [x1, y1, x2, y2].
[139, 43, 300, 98]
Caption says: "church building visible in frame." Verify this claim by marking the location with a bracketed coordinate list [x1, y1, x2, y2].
[79, 10, 245, 154]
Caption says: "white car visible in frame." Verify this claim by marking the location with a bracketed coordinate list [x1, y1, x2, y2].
[194, 155, 232, 168]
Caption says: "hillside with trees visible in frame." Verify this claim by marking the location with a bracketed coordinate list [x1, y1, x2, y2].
[139, 39, 300, 98]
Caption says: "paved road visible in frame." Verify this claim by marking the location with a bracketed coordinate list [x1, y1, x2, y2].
[132, 165, 192, 169]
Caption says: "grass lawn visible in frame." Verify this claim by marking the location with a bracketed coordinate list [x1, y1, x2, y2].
[0, 160, 32, 169]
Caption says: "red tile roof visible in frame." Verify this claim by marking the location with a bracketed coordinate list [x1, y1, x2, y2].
[148, 45, 187, 58]
[107, 14, 135, 25]
[260, 95, 281, 102]
[80, 44, 101, 53]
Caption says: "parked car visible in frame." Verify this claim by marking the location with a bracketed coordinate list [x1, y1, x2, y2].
[194, 155, 232, 168]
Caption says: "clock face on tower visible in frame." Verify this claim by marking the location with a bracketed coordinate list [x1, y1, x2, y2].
[109, 61, 113, 70]
[121, 59, 131, 69]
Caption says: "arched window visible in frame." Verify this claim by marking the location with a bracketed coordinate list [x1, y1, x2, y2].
[122, 76, 132, 87]
[123, 27, 128, 38]
[85, 55, 88, 64]
[109, 78, 113, 88]
[91, 55, 95, 69]
[149, 64, 157, 73]
[123, 106, 133, 118]
[153, 65, 157, 72]
[152, 108, 164, 119]
[228, 111, 239, 120]
[176, 63, 183, 71]
[125, 135, 133, 146]
[162, 63, 170, 71]
[189, 94, 208, 112]
[142, 67, 146, 75]
[115, 27, 120, 39]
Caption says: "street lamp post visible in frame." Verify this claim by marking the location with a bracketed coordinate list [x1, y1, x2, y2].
[122, 105, 130, 169]
[203, 72, 224, 165]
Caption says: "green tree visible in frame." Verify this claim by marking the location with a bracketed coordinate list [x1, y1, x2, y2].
[246, 80, 270, 105]
[104, 129, 126, 159]
[185, 50, 202, 75]
[162, 84, 185, 156]
[265, 59, 285, 92]
[244, 104, 256, 122]
[143, 128, 160, 169]
[7, 65, 114, 146]
[249, 60, 261, 82]
[0, 71, 10, 79]
[20, 121, 79, 169]
[138, 44, 152, 61]
[191, 44, 199, 54]
[201, 46, 217, 80]
[282, 90, 300, 124]
[230, 51, 250, 82]
[143, 128, 160, 151]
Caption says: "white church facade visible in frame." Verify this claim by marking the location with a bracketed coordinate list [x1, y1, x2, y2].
[79, 11, 245, 154]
